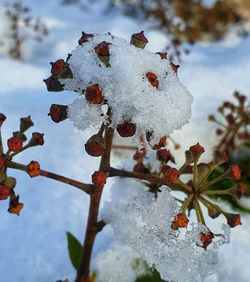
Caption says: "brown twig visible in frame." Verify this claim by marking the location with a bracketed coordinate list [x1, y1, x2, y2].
[76, 127, 114, 282]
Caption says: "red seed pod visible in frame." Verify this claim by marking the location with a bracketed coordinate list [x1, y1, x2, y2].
[152, 136, 167, 150]
[43, 75, 64, 92]
[213, 150, 228, 165]
[146, 72, 159, 89]
[231, 184, 245, 200]
[0, 185, 11, 200]
[0, 156, 5, 169]
[130, 31, 148, 49]
[171, 213, 189, 230]
[0, 113, 6, 127]
[20, 116, 34, 133]
[223, 101, 235, 110]
[78, 31, 94, 45]
[27, 161, 40, 177]
[94, 41, 111, 57]
[225, 213, 241, 228]
[49, 104, 68, 123]
[199, 231, 214, 250]
[85, 84, 104, 105]
[157, 149, 172, 162]
[92, 171, 106, 187]
[7, 136, 23, 153]
[8, 194, 24, 215]
[226, 114, 235, 125]
[133, 147, 146, 160]
[85, 133, 106, 157]
[170, 62, 180, 73]
[162, 166, 179, 183]
[216, 128, 224, 136]
[133, 163, 149, 174]
[230, 165, 241, 180]
[29, 132, 45, 146]
[156, 52, 168, 59]
[117, 122, 136, 138]
[189, 143, 205, 154]
[50, 59, 65, 77]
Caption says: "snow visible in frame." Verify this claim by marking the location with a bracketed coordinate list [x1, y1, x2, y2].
[0, 0, 249, 282]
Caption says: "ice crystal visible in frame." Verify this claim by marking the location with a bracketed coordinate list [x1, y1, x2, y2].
[62, 33, 192, 143]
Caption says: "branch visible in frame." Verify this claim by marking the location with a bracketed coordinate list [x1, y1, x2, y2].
[6, 160, 92, 195]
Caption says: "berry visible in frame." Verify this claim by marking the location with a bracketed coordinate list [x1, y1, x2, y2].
[146, 72, 159, 89]
[50, 59, 65, 77]
[30, 132, 45, 146]
[189, 143, 205, 154]
[157, 149, 172, 162]
[156, 52, 168, 59]
[92, 171, 106, 187]
[43, 75, 64, 92]
[27, 161, 40, 177]
[170, 62, 180, 73]
[225, 213, 241, 228]
[133, 163, 149, 174]
[85, 84, 104, 104]
[20, 116, 34, 132]
[7, 136, 23, 153]
[152, 136, 167, 150]
[117, 122, 136, 137]
[94, 41, 111, 57]
[133, 148, 146, 160]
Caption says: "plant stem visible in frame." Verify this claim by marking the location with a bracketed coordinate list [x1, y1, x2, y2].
[108, 167, 192, 193]
[6, 160, 92, 194]
[76, 128, 114, 282]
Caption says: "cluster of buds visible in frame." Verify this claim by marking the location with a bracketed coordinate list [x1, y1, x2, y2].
[132, 140, 244, 249]
[44, 31, 190, 158]
[0, 114, 43, 215]
[208, 91, 250, 153]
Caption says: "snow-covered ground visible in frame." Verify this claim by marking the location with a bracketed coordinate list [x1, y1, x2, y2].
[0, 0, 250, 281]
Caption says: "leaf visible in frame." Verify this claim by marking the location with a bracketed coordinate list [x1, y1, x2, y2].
[66, 231, 83, 270]
[135, 268, 162, 282]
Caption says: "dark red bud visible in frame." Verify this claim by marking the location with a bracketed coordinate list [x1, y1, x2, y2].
[85, 84, 104, 104]
[133, 147, 146, 160]
[130, 31, 148, 49]
[133, 163, 149, 174]
[78, 31, 94, 45]
[49, 104, 68, 123]
[170, 62, 180, 73]
[146, 72, 159, 89]
[7, 136, 23, 153]
[0, 185, 11, 200]
[117, 122, 136, 138]
[94, 41, 111, 57]
[171, 213, 189, 230]
[20, 116, 34, 132]
[198, 231, 214, 250]
[230, 165, 241, 180]
[30, 132, 45, 146]
[189, 143, 205, 155]
[92, 171, 106, 187]
[43, 75, 64, 92]
[50, 59, 65, 77]
[156, 52, 168, 59]
[225, 213, 241, 228]
[85, 134, 106, 157]
[161, 166, 179, 183]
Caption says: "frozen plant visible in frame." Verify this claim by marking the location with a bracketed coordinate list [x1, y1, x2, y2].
[0, 31, 244, 282]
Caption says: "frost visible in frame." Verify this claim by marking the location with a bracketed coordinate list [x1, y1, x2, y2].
[101, 178, 228, 282]
[61, 33, 192, 143]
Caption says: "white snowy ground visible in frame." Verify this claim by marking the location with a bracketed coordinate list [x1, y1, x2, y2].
[0, 0, 249, 281]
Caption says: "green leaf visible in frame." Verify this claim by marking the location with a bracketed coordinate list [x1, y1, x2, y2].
[66, 231, 83, 270]
[135, 268, 162, 282]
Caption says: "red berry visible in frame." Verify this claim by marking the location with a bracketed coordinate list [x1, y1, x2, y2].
[133, 148, 146, 160]
[27, 161, 40, 177]
[146, 72, 159, 89]
[152, 136, 167, 150]
[230, 165, 241, 180]
[92, 171, 106, 187]
[85, 133, 106, 157]
[0, 185, 11, 200]
[199, 231, 214, 250]
[7, 136, 23, 153]
[117, 122, 136, 137]
[85, 84, 104, 104]
[162, 166, 179, 183]
[31, 132, 45, 146]
[157, 149, 172, 162]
